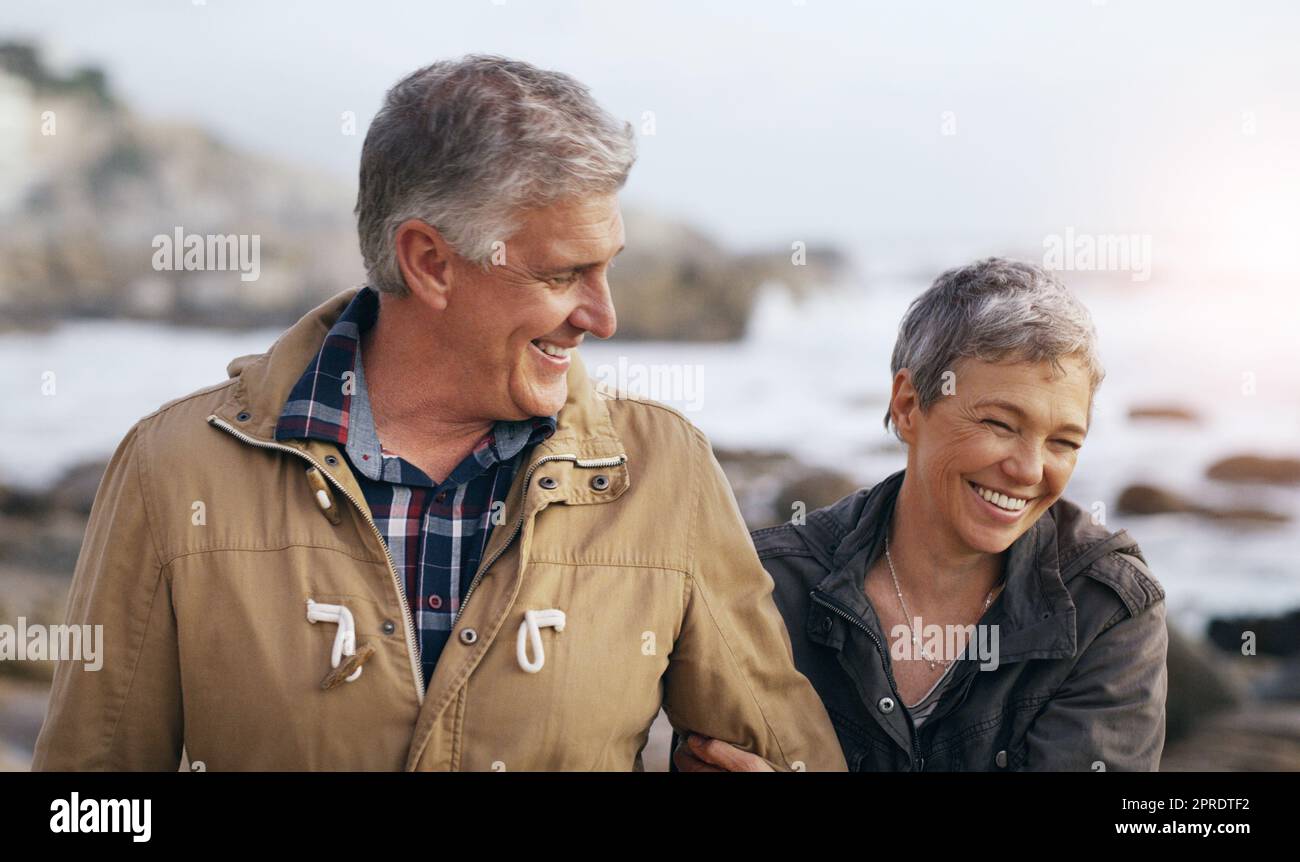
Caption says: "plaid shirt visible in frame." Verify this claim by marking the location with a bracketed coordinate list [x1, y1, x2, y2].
[275, 287, 556, 686]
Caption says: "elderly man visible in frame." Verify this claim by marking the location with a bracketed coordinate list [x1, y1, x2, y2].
[32, 55, 844, 771]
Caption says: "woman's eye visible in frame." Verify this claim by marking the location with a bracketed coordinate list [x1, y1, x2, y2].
[1054, 439, 1083, 451]
[982, 419, 1013, 432]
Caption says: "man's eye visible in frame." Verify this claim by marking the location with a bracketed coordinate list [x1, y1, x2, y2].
[1055, 439, 1083, 451]
[547, 271, 580, 286]
[982, 419, 1013, 432]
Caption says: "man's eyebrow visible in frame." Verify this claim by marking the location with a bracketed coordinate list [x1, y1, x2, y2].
[536, 244, 626, 276]
[974, 398, 1088, 437]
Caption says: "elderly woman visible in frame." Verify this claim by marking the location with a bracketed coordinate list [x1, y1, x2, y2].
[675, 257, 1168, 772]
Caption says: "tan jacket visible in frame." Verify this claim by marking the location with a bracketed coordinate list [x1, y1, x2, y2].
[32, 288, 846, 772]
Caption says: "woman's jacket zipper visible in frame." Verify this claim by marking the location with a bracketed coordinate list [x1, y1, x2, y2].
[207, 415, 426, 702]
[810, 587, 926, 771]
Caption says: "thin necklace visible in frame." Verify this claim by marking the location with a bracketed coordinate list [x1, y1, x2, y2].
[884, 531, 998, 671]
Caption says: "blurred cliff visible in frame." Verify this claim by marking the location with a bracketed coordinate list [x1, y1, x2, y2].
[0, 41, 847, 339]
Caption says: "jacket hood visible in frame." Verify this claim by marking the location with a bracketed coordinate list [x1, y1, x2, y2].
[212, 286, 625, 460]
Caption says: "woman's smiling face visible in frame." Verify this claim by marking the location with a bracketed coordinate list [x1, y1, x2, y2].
[894, 354, 1093, 555]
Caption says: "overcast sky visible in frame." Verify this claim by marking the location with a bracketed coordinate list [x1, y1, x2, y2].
[7, 0, 1299, 268]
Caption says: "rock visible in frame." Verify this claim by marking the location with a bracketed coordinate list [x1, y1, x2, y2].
[0, 513, 85, 574]
[0, 42, 362, 330]
[1160, 702, 1300, 771]
[712, 448, 803, 529]
[1116, 483, 1289, 524]
[608, 210, 847, 341]
[1164, 623, 1245, 744]
[771, 469, 861, 529]
[712, 447, 795, 467]
[1258, 659, 1300, 701]
[1128, 404, 1200, 423]
[0, 484, 50, 518]
[1117, 484, 1197, 515]
[710, 448, 864, 531]
[1207, 608, 1300, 659]
[1206, 454, 1300, 485]
[46, 459, 108, 516]
[0, 676, 53, 771]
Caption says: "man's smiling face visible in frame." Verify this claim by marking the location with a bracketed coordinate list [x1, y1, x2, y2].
[437, 193, 625, 421]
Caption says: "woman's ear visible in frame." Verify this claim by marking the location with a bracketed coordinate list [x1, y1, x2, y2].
[890, 368, 920, 445]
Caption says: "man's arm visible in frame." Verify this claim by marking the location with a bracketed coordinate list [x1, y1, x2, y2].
[659, 430, 846, 772]
[1020, 598, 1168, 771]
[31, 421, 184, 771]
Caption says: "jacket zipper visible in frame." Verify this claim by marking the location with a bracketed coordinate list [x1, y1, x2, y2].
[451, 452, 627, 630]
[207, 415, 426, 702]
[810, 588, 925, 771]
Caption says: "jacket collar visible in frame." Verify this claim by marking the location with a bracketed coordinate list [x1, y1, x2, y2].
[800, 468, 1085, 664]
[211, 287, 626, 462]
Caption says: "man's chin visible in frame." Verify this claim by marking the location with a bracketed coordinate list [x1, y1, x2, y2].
[512, 384, 567, 419]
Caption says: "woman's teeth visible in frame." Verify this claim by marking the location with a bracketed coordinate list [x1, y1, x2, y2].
[970, 481, 1029, 512]
[532, 340, 571, 358]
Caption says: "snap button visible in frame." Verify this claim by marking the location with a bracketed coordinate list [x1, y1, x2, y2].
[538, 476, 558, 490]
[590, 474, 609, 491]
[459, 628, 479, 645]
[325, 455, 339, 467]
[428, 595, 443, 610]
[995, 749, 1008, 768]
[380, 619, 396, 635]
[877, 696, 896, 715]
[818, 616, 833, 634]
[236, 411, 251, 422]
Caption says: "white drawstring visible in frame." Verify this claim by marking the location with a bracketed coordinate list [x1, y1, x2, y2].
[516, 608, 566, 673]
[306, 599, 364, 683]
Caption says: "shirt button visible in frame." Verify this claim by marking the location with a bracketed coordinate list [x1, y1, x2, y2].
[538, 476, 558, 490]
[380, 619, 396, 635]
[459, 628, 479, 645]
[877, 696, 896, 715]
[995, 749, 1008, 768]
[427, 595, 443, 610]
[435, 491, 447, 503]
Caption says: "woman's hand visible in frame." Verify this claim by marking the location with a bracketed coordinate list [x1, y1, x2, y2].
[672, 732, 776, 772]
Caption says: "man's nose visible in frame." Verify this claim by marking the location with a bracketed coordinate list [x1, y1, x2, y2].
[571, 273, 617, 339]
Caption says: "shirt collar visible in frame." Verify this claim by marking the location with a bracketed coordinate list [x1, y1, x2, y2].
[275, 286, 557, 481]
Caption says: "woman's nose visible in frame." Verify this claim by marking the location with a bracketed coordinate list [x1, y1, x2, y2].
[1003, 443, 1046, 486]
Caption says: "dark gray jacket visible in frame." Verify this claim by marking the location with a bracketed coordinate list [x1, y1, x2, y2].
[752, 469, 1168, 771]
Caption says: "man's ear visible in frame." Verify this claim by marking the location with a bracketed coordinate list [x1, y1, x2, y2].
[890, 368, 920, 446]
[394, 219, 454, 311]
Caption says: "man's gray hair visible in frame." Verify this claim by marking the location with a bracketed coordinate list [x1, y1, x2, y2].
[356, 54, 637, 295]
[883, 257, 1105, 440]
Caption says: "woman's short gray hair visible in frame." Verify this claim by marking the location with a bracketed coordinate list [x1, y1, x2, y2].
[883, 257, 1105, 440]
[356, 54, 637, 295]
